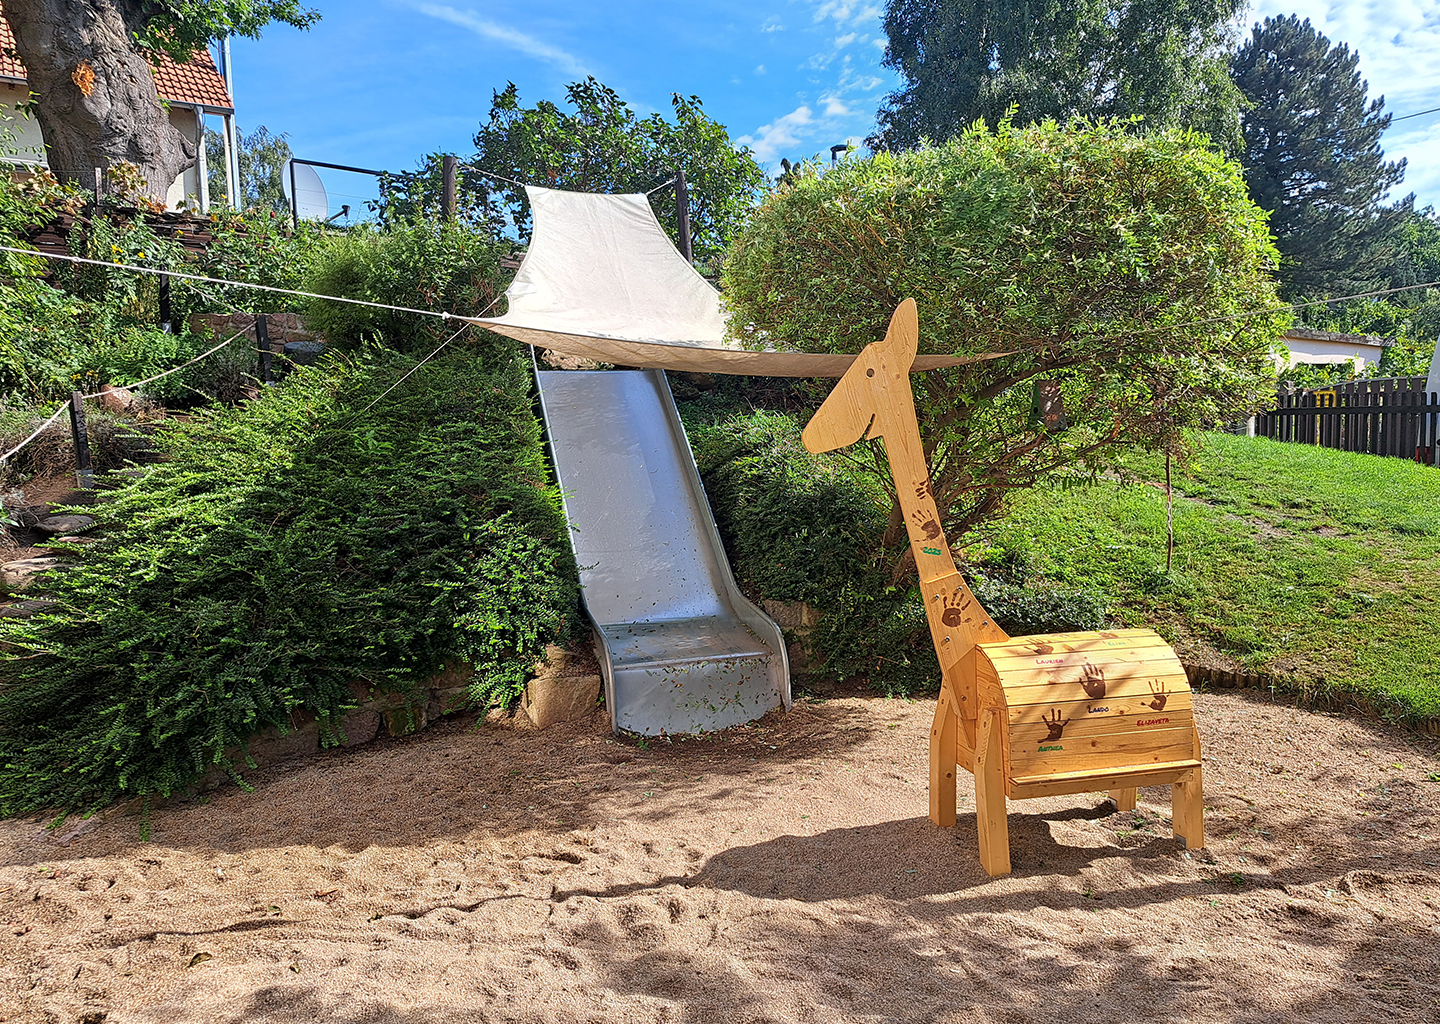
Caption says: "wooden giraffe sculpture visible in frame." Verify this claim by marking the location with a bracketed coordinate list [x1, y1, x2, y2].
[803, 299, 1204, 876]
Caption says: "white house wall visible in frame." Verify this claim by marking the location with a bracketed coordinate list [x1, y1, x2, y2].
[0, 83, 46, 164]
[1279, 337, 1387, 371]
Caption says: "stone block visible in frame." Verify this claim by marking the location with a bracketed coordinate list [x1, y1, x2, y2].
[382, 702, 428, 737]
[762, 600, 822, 631]
[2, 557, 61, 590]
[427, 662, 475, 690]
[432, 685, 471, 715]
[339, 709, 381, 747]
[524, 673, 601, 729]
[246, 720, 320, 767]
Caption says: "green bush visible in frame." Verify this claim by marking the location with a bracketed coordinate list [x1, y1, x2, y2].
[301, 221, 508, 354]
[0, 344, 578, 815]
[722, 120, 1288, 574]
[969, 580, 1111, 635]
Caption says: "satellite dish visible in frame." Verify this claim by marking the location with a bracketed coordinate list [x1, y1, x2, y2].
[282, 159, 329, 221]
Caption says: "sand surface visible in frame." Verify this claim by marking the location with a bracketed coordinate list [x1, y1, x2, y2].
[1, 689, 1438, 1024]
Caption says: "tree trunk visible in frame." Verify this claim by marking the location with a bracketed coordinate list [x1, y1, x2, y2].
[3, 0, 195, 202]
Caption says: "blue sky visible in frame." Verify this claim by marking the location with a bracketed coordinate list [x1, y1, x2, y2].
[219, 0, 1440, 220]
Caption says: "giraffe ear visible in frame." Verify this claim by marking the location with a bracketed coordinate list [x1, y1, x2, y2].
[882, 298, 919, 368]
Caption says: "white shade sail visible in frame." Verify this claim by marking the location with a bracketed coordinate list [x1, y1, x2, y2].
[473, 185, 998, 377]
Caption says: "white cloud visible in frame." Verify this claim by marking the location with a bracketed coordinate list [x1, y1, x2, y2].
[410, 3, 590, 77]
[812, 0, 885, 26]
[834, 55, 884, 95]
[834, 32, 859, 48]
[756, 64, 767, 75]
[761, 15, 785, 32]
[736, 105, 816, 161]
[823, 94, 852, 116]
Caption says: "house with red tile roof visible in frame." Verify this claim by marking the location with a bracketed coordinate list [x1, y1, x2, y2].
[0, 7, 237, 212]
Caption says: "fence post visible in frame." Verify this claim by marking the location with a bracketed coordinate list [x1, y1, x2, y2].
[68, 391, 93, 489]
[674, 167, 692, 264]
[442, 155, 458, 223]
[255, 314, 273, 384]
[159, 274, 172, 333]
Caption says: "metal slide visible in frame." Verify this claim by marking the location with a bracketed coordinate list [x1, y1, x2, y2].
[535, 367, 791, 736]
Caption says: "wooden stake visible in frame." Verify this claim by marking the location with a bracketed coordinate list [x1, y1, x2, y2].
[674, 168, 692, 264]
[1165, 448, 1174, 574]
[68, 391, 93, 489]
[255, 314, 272, 384]
[442, 155, 458, 223]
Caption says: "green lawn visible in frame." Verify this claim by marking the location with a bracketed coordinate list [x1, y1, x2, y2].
[964, 432, 1440, 722]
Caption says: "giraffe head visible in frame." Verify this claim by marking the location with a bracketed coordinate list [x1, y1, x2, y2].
[802, 298, 919, 454]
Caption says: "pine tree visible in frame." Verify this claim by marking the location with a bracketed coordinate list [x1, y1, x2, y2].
[1231, 15, 1410, 300]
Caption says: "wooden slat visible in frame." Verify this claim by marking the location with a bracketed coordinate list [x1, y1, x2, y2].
[1172, 726, 1205, 849]
[983, 642, 1180, 674]
[1008, 761, 1198, 799]
[1007, 723, 1195, 776]
[993, 663, 1191, 705]
[1009, 706, 1193, 746]
[929, 694, 958, 828]
[1007, 689, 1192, 727]
[974, 709, 1010, 876]
[979, 628, 1169, 660]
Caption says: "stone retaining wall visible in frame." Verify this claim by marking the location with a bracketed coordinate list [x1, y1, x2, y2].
[190, 312, 320, 352]
[212, 647, 603, 788]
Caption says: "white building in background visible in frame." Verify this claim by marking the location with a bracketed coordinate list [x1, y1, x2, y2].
[0, 7, 236, 212]
[1277, 328, 1392, 374]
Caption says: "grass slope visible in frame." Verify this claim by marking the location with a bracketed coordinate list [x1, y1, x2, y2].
[967, 432, 1440, 721]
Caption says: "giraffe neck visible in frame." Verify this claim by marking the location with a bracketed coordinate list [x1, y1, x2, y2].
[875, 407, 1008, 658]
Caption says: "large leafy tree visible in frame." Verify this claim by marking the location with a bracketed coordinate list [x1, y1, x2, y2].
[1, 0, 317, 202]
[870, 0, 1245, 152]
[375, 78, 767, 266]
[1231, 15, 1410, 300]
[724, 121, 1286, 572]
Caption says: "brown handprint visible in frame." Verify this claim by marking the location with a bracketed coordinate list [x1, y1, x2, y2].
[1041, 708, 1067, 742]
[1080, 660, 1106, 699]
[910, 509, 941, 540]
[940, 590, 971, 627]
[1028, 642, 1055, 656]
[914, 477, 934, 500]
[1144, 680, 1168, 712]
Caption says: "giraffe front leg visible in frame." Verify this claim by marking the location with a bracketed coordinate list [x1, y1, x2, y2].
[929, 688, 958, 827]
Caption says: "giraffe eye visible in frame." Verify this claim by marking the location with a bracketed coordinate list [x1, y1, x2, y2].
[866, 368, 875, 377]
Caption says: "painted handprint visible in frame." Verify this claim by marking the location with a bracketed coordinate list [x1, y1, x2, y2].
[1041, 708, 1067, 742]
[914, 477, 934, 500]
[940, 590, 971, 627]
[1080, 660, 1107, 699]
[1144, 680, 1168, 712]
[1027, 642, 1055, 656]
[910, 509, 942, 541]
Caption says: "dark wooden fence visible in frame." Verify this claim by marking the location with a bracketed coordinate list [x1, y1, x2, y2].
[1257, 377, 1439, 465]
